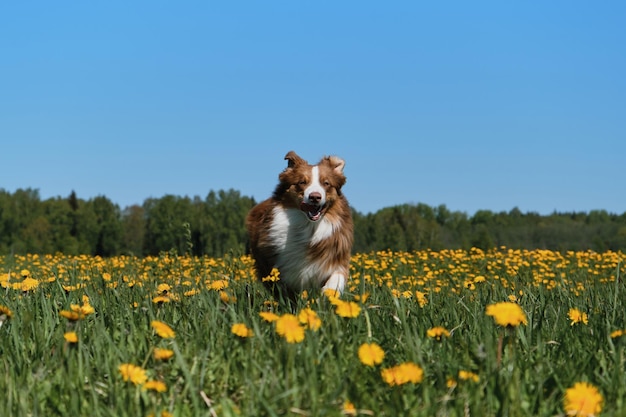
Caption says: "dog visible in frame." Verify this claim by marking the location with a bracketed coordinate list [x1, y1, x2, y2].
[246, 151, 353, 297]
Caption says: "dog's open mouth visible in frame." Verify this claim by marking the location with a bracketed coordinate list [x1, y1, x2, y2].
[300, 202, 324, 221]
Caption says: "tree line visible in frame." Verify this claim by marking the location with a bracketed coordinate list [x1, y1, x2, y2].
[1, 188, 625, 257]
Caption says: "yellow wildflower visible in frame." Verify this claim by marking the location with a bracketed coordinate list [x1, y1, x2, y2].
[118, 363, 148, 385]
[262, 268, 281, 283]
[486, 302, 527, 327]
[275, 314, 305, 343]
[259, 311, 280, 323]
[298, 308, 321, 331]
[0, 305, 13, 319]
[59, 310, 84, 321]
[153, 348, 174, 361]
[426, 326, 451, 341]
[64, 331, 78, 344]
[458, 370, 480, 382]
[568, 308, 588, 326]
[335, 300, 361, 318]
[151, 320, 175, 339]
[358, 342, 385, 367]
[231, 323, 254, 338]
[342, 400, 357, 415]
[563, 382, 603, 417]
[381, 362, 423, 386]
[143, 380, 167, 392]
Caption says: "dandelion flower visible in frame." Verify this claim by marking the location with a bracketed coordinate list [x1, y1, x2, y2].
[118, 363, 148, 385]
[231, 323, 254, 338]
[563, 382, 603, 416]
[486, 302, 527, 327]
[64, 331, 78, 344]
[458, 370, 480, 382]
[208, 279, 229, 291]
[0, 305, 13, 319]
[381, 362, 423, 386]
[259, 311, 280, 323]
[298, 308, 321, 331]
[415, 291, 428, 307]
[153, 348, 174, 361]
[143, 380, 167, 392]
[60, 310, 84, 321]
[335, 300, 361, 318]
[358, 342, 385, 367]
[342, 400, 357, 416]
[568, 308, 589, 326]
[262, 268, 281, 283]
[610, 329, 625, 338]
[275, 314, 305, 343]
[20, 277, 40, 291]
[151, 320, 175, 339]
[427, 326, 450, 341]
[152, 295, 171, 304]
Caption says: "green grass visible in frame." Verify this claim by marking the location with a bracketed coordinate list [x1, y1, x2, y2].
[1, 249, 625, 416]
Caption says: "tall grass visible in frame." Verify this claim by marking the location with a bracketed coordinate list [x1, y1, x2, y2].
[1, 248, 625, 416]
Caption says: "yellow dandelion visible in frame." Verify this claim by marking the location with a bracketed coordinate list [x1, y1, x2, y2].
[342, 400, 357, 416]
[143, 380, 167, 393]
[335, 300, 361, 318]
[59, 310, 84, 321]
[568, 308, 589, 326]
[152, 295, 171, 304]
[357, 342, 385, 367]
[381, 362, 424, 386]
[153, 348, 174, 361]
[71, 303, 95, 316]
[415, 290, 428, 307]
[219, 290, 236, 303]
[231, 323, 254, 338]
[275, 314, 305, 343]
[118, 363, 148, 385]
[0, 305, 13, 319]
[298, 308, 321, 331]
[20, 277, 40, 291]
[458, 370, 480, 382]
[426, 326, 451, 341]
[323, 288, 341, 302]
[262, 268, 281, 283]
[208, 279, 229, 291]
[486, 302, 528, 327]
[64, 331, 78, 344]
[156, 283, 171, 295]
[151, 320, 175, 339]
[563, 382, 603, 417]
[259, 311, 280, 323]
[610, 329, 625, 338]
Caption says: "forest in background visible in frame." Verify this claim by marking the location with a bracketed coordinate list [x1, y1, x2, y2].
[1, 188, 625, 257]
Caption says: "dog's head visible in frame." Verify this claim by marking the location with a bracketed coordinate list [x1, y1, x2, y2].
[274, 151, 347, 222]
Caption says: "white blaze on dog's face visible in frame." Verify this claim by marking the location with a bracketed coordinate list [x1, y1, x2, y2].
[277, 151, 347, 222]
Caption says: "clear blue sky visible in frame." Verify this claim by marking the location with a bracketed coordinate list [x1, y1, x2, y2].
[1, 1, 624, 215]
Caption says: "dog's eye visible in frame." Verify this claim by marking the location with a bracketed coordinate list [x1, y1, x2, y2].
[299, 180, 307, 185]
[323, 181, 330, 187]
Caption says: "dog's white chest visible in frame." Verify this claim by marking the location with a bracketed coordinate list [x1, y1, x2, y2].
[268, 206, 335, 289]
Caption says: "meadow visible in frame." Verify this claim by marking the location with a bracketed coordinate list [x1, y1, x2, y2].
[1, 248, 625, 417]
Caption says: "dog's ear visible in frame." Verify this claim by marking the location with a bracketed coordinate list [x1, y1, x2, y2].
[284, 151, 306, 168]
[327, 155, 345, 175]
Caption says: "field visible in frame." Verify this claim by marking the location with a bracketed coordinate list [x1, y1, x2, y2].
[1, 248, 625, 416]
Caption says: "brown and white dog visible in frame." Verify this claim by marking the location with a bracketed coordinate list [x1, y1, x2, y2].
[246, 151, 353, 296]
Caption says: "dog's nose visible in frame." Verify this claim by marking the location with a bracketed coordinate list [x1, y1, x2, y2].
[308, 192, 322, 205]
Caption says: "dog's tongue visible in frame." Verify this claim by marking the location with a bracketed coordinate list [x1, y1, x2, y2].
[300, 202, 322, 220]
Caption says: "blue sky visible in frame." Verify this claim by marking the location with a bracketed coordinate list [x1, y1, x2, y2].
[1, 1, 624, 215]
